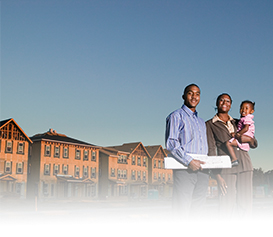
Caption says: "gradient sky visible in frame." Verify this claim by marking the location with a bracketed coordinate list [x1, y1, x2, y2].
[1, 0, 273, 171]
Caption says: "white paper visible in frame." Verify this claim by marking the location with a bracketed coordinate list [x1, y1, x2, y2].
[164, 153, 232, 169]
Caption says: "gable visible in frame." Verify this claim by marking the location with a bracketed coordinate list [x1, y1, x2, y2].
[131, 143, 151, 158]
[155, 148, 166, 159]
[0, 119, 32, 143]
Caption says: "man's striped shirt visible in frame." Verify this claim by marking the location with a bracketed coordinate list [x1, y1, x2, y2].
[165, 105, 208, 166]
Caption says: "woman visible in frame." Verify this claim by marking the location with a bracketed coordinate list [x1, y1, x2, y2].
[206, 93, 257, 218]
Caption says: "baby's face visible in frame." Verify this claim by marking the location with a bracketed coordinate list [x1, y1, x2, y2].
[240, 102, 254, 117]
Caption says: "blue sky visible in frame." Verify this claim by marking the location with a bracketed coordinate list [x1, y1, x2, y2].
[1, 0, 273, 171]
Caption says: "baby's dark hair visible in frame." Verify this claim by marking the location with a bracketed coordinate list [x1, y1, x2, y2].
[241, 100, 255, 110]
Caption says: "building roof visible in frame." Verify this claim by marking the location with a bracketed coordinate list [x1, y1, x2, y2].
[0, 118, 32, 143]
[99, 147, 119, 157]
[30, 129, 98, 148]
[108, 142, 151, 158]
[145, 145, 167, 158]
[0, 118, 12, 127]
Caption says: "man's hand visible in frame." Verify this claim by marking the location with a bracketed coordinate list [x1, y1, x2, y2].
[188, 159, 205, 171]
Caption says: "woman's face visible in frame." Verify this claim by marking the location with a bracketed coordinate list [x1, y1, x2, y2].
[217, 94, 232, 113]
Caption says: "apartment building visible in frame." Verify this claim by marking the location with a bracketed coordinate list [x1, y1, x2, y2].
[145, 145, 173, 198]
[99, 142, 151, 199]
[0, 118, 32, 198]
[27, 129, 100, 200]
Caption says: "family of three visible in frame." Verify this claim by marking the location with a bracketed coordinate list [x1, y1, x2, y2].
[165, 83, 257, 219]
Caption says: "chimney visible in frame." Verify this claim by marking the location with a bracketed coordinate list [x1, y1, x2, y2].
[49, 128, 54, 133]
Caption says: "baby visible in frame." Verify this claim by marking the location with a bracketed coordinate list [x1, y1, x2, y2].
[226, 100, 255, 166]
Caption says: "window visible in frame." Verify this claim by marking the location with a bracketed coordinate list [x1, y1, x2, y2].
[83, 166, 89, 178]
[158, 173, 161, 181]
[75, 166, 80, 177]
[158, 160, 161, 169]
[17, 142, 24, 154]
[163, 173, 166, 181]
[91, 167, 96, 178]
[16, 162, 23, 174]
[6, 141, 13, 153]
[131, 170, 136, 180]
[5, 161, 12, 173]
[118, 169, 127, 179]
[123, 170, 127, 179]
[119, 185, 128, 196]
[44, 164, 51, 175]
[75, 149, 81, 160]
[137, 156, 141, 166]
[43, 182, 49, 196]
[143, 157, 147, 167]
[53, 164, 59, 175]
[132, 156, 136, 165]
[54, 146, 60, 158]
[45, 145, 51, 156]
[118, 155, 127, 164]
[91, 151, 96, 161]
[154, 160, 157, 168]
[154, 172, 157, 180]
[63, 147, 69, 158]
[111, 168, 115, 177]
[137, 171, 141, 180]
[63, 165, 68, 175]
[143, 171, 146, 181]
[83, 150, 89, 161]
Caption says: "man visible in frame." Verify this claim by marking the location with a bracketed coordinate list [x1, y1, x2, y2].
[165, 84, 209, 217]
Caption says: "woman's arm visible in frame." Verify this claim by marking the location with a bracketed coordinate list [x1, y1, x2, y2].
[205, 121, 217, 156]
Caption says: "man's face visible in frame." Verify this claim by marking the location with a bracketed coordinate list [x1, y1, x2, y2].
[183, 85, 200, 111]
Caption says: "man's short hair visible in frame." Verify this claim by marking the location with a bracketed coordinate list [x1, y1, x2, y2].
[182, 84, 200, 100]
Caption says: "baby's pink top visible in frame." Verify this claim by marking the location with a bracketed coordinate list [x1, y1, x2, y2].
[236, 114, 255, 151]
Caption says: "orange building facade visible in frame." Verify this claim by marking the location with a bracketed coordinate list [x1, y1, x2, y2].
[27, 129, 100, 200]
[99, 142, 151, 200]
[146, 145, 173, 198]
[0, 119, 32, 199]
[99, 142, 173, 200]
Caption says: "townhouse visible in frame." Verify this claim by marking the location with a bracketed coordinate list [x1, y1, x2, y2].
[0, 118, 174, 201]
[145, 145, 173, 198]
[99, 142, 151, 199]
[0, 118, 32, 198]
[27, 129, 100, 200]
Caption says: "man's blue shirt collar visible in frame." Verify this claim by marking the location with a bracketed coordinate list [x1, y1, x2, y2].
[181, 104, 198, 117]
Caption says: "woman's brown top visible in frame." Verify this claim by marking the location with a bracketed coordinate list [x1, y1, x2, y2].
[206, 115, 255, 175]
